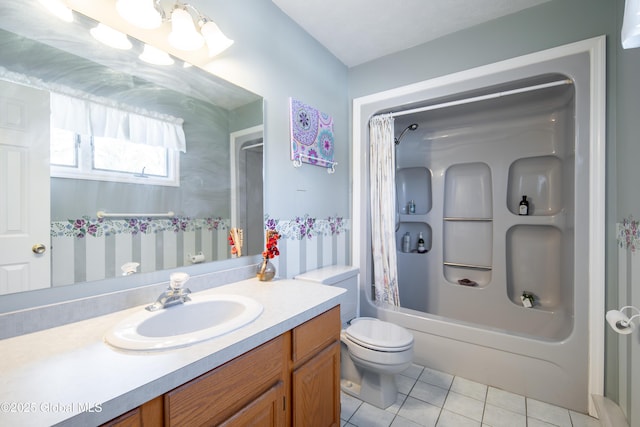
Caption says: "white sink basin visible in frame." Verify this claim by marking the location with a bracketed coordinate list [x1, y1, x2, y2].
[105, 294, 263, 351]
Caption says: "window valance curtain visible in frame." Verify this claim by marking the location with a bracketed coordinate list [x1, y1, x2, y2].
[0, 67, 186, 153]
[50, 92, 186, 153]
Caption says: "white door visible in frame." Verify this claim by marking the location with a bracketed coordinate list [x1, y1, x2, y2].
[0, 80, 50, 295]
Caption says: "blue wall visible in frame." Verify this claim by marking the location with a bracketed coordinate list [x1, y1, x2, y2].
[191, 0, 350, 221]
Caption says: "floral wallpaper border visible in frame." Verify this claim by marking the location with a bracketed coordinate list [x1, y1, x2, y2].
[51, 216, 229, 238]
[52, 214, 349, 241]
[264, 214, 348, 240]
[618, 216, 640, 252]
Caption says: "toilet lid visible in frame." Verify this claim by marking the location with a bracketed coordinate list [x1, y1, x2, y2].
[345, 318, 413, 351]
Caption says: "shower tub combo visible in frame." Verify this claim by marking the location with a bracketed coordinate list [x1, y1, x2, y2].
[352, 38, 605, 414]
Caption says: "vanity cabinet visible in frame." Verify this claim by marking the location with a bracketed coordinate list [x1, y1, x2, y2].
[100, 306, 340, 427]
[292, 306, 341, 426]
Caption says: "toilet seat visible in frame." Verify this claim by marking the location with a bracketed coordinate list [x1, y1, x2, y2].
[345, 318, 413, 352]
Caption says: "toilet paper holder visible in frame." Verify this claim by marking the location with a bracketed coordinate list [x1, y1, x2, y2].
[606, 305, 640, 335]
[187, 251, 205, 264]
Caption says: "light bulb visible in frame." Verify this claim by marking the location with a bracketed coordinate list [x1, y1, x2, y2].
[168, 8, 204, 51]
[38, 0, 73, 22]
[200, 20, 234, 57]
[90, 23, 132, 50]
[116, 0, 162, 29]
[139, 44, 174, 66]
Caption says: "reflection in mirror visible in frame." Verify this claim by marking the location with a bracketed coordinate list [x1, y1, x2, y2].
[0, 0, 264, 303]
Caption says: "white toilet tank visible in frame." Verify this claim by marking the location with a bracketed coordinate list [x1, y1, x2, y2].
[294, 265, 359, 324]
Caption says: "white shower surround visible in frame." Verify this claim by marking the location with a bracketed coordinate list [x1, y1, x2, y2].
[352, 36, 606, 415]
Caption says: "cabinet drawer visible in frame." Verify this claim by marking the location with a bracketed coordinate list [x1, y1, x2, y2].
[292, 306, 340, 365]
[165, 334, 287, 426]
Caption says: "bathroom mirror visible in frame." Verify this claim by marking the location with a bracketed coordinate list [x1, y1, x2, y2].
[0, 0, 264, 309]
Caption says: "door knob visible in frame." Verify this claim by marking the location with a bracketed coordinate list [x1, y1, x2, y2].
[32, 243, 46, 254]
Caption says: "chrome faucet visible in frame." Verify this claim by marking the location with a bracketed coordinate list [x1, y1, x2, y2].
[146, 272, 192, 311]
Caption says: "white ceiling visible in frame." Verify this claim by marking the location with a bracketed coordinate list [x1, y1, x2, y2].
[272, 0, 551, 67]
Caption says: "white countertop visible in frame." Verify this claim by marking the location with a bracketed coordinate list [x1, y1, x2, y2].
[0, 278, 346, 426]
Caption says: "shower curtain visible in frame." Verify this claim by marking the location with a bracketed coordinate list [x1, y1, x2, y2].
[369, 115, 400, 306]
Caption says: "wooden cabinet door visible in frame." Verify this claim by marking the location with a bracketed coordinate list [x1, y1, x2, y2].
[292, 341, 340, 427]
[219, 381, 285, 427]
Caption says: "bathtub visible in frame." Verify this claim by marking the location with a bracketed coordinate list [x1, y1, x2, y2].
[367, 300, 587, 411]
[353, 38, 606, 415]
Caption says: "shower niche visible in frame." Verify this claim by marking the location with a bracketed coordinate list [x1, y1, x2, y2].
[507, 155, 563, 216]
[443, 162, 493, 286]
[396, 223, 432, 253]
[396, 167, 431, 215]
[506, 225, 568, 311]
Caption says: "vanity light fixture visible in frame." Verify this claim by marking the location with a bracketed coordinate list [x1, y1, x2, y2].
[90, 23, 133, 50]
[116, 0, 163, 29]
[622, 0, 640, 49]
[168, 6, 205, 51]
[139, 43, 175, 65]
[115, 1, 233, 57]
[38, 0, 73, 22]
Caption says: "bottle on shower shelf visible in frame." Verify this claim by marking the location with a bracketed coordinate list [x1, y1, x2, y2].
[519, 195, 529, 215]
[417, 232, 427, 253]
[408, 200, 416, 214]
[402, 232, 411, 253]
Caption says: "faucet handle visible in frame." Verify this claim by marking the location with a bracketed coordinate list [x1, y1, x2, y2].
[169, 272, 190, 291]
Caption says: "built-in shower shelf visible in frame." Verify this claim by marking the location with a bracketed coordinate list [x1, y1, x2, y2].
[399, 214, 429, 220]
[443, 261, 492, 270]
[444, 217, 493, 222]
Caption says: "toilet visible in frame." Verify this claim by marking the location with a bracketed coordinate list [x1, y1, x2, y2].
[294, 265, 414, 409]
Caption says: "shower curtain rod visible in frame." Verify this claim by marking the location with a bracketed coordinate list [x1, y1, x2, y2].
[385, 79, 573, 119]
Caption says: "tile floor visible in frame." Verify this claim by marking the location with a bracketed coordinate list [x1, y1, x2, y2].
[340, 364, 601, 427]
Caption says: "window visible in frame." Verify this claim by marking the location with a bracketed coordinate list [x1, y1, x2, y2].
[49, 92, 185, 187]
[51, 131, 179, 186]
